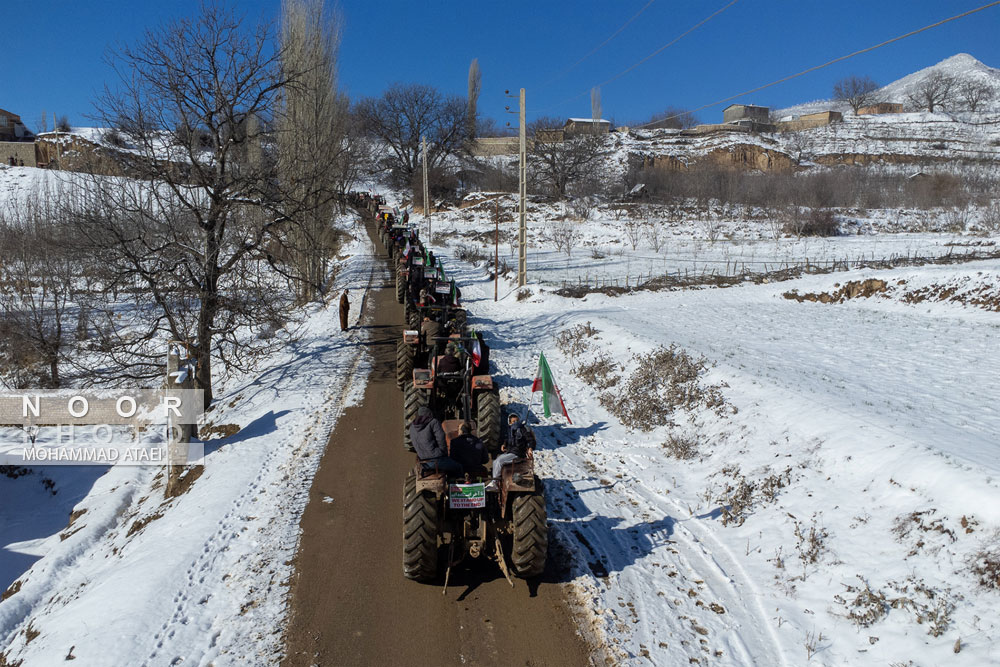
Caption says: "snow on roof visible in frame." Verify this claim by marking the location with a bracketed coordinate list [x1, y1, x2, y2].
[567, 118, 610, 123]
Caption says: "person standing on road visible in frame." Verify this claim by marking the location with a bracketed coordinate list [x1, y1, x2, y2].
[339, 290, 350, 331]
[410, 406, 463, 476]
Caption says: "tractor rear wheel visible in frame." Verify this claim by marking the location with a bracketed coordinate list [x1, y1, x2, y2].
[403, 382, 429, 451]
[403, 471, 439, 581]
[404, 301, 415, 326]
[476, 390, 501, 453]
[396, 340, 414, 391]
[408, 308, 421, 330]
[511, 490, 548, 578]
[395, 270, 406, 303]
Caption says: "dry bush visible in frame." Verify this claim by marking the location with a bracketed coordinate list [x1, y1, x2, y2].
[575, 351, 620, 390]
[456, 244, 487, 264]
[662, 433, 699, 460]
[554, 322, 599, 358]
[516, 288, 532, 301]
[968, 537, 1000, 590]
[838, 578, 889, 628]
[600, 344, 727, 431]
[784, 208, 839, 237]
[794, 515, 830, 571]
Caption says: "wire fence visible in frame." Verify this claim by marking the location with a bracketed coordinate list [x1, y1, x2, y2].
[531, 245, 1000, 292]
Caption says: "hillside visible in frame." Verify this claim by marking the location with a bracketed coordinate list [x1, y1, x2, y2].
[777, 53, 1000, 117]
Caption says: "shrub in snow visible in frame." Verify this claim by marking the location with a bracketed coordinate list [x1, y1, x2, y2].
[600, 344, 726, 432]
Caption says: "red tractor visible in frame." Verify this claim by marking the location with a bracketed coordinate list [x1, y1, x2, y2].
[402, 335, 499, 453]
[403, 420, 548, 585]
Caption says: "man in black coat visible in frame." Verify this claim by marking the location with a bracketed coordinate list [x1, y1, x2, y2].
[409, 406, 463, 476]
[449, 422, 489, 474]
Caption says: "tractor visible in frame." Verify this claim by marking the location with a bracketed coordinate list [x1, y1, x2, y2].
[396, 303, 469, 391]
[402, 335, 499, 453]
[402, 420, 548, 586]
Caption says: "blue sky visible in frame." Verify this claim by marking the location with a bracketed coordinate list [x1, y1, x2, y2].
[4, 1, 998, 131]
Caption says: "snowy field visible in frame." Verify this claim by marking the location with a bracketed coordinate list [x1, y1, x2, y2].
[0, 212, 379, 666]
[431, 221, 1000, 665]
[425, 192, 996, 289]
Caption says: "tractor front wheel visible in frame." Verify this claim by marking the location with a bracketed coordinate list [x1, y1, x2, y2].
[477, 390, 501, 453]
[396, 340, 415, 391]
[403, 382, 429, 451]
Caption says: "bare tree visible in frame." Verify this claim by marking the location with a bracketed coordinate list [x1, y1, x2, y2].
[832, 75, 880, 114]
[591, 86, 601, 122]
[70, 3, 330, 406]
[529, 135, 607, 198]
[279, 0, 346, 302]
[356, 83, 466, 187]
[640, 107, 699, 130]
[906, 71, 956, 113]
[0, 195, 76, 388]
[56, 115, 73, 132]
[958, 80, 995, 112]
[467, 58, 481, 142]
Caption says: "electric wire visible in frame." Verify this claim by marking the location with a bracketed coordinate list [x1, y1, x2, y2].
[539, 0, 740, 114]
[538, 0, 657, 88]
[632, 0, 1000, 129]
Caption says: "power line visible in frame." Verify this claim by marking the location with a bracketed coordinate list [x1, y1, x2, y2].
[633, 0, 1000, 129]
[539, 0, 740, 114]
[539, 0, 657, 88]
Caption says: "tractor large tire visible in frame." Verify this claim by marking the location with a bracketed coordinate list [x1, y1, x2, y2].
[408, 308, 422, 330]
[404, 301, 415, 324]
[396, 340, 414, 391]
[403, 470, 439, 581]
[476, 390, 502, 453]
[511, 491, 548, 578]
[403, 383, 429, 451]
[396, 270, 406, 303]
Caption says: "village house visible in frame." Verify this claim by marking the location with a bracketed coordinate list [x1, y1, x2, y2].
[563, 118, 611, 138]
[0, 108, 33, 142]
[0, 108, 37, 166]
[775, 110, 843, 131]
[723, 104, 770, 125]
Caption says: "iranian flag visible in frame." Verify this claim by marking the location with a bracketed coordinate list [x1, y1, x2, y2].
[470, 336, 482, 368]
[531, 352, 572, 423]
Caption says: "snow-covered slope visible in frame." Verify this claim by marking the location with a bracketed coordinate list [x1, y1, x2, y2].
[778, 53, 1000, 117]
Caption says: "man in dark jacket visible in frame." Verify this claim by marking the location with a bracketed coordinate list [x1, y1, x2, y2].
[339, 290, 350, 331]
[490, 414, 535, 482]
[449, 422, 489, 474]
[409, 406, 463, 476]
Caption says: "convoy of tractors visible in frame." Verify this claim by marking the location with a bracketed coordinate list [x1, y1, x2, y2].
[347, 192, 549, 587]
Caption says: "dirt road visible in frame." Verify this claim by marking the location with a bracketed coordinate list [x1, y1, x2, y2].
[282, 227, 592, 666]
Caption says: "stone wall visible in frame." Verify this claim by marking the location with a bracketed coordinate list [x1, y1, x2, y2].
[0, 141, 37, 167]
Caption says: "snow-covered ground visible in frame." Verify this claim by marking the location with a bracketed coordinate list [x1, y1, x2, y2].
[427, 192, 996, 288]
[429, 213, 1000, 665]
[0, 215, 380, 665]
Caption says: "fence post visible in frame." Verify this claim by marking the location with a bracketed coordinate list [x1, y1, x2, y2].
[165, 342, 195, 497]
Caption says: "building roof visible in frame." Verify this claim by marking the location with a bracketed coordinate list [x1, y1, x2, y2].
[566, 118, 610, 123]
[0, 108, 22, 120]
[723, 103, 768, 111]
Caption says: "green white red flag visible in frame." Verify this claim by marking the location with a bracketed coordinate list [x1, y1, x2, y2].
[531, 352, 571, 423]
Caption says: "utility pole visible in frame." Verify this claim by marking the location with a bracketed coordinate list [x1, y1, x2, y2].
[505, 88, 527, 288]
[517, 88, 527, 288]
[494, 199, 499, 301]
[421, 135, 431, 244]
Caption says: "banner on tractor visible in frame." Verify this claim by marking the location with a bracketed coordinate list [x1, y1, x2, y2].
[449, 483, 486, 509]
